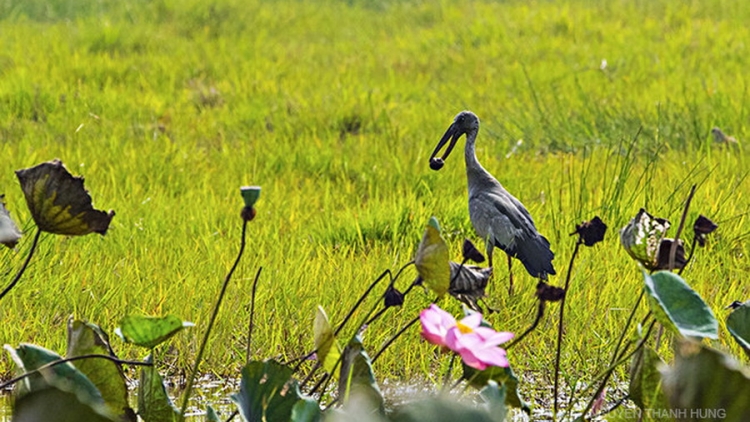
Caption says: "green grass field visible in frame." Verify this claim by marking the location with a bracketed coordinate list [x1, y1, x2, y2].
[2, 0, 749, 411]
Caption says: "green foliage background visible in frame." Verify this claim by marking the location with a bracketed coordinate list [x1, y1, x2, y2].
[1, 0, 749, 396]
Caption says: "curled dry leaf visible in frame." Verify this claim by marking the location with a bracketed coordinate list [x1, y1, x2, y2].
[462, 238, 486, 263]
[448, 262, 492, 312]
[15, 160, 114, 236]
[726, 300, 746, 310]
[655, 238, 686, 270]
[535, 281, 565, 302]
[620, 208, 674, 270]
[0, 194, 23, 248]
[384, 285, 405, 308]
[693, 215, 718, 247]
[572, 216, 607, 247]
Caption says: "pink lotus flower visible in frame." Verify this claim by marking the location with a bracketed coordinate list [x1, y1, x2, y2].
[419, 304, 514, 370]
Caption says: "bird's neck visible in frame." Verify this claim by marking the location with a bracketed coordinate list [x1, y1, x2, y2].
[464, 130, 495, 184]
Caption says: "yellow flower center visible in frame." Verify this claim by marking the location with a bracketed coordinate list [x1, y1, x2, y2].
[456, 321, 473, 334]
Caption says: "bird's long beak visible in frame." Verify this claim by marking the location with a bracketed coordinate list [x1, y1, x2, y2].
[428, 123, 461, 171]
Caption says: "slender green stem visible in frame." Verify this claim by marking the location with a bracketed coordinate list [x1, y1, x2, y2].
[309, 264, 417, 396]
[504, 300, 545, 351]
[0, 353, 151, 390]
[371, 315, 420, 364]
[245, 266, 263, 363]
[678, 238, 698, 276]
[581, 318, 656, 418]
[669, 184, 696, 271]
[441, 354, 457, 394]
[299, 361, 323, 390]
[0, 227, 42, 302]
[565, 313, 647, 413]
[609, 289, 645, 367]
[564, 294, 648, 420]
[333, 266, 396, 337]
[309, 370, 330, 398]
[459, 367, 485, 394]
[554, 238, 583, 419]
[178, 219, 248, 421]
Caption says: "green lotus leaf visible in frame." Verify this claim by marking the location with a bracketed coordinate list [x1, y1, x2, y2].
[205, 405, 220, 421]
[726, 301, 750, 358]
[12, 387, 117, 422]
[414, 217, 450, 297]
[462, 363, 530, 412]
[661, 340, 750, 421]
[66, 319, 135, 421]
[232, 360, 313, 422]
[313, 306, 341, 377]
[115, 315, 194, 349]
[643, 271, 719, 339]
[629, 346, 669, 415]
[4, 343, 107, 412]
[338, 335, 384, 415]
[138, 355, 179, 422]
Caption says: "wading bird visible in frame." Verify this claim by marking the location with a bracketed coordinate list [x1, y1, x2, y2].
[428, 111, 555, 294]
[711, 127, 739, 148]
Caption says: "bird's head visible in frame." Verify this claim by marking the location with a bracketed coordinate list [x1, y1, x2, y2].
[711, 127, 726, 143]
[429, 111, 479, 171]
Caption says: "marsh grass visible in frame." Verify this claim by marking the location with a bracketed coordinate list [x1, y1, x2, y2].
[1, 0, 749, 406]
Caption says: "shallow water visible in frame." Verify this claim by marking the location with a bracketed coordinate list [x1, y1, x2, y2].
[0, 375, 625, 421]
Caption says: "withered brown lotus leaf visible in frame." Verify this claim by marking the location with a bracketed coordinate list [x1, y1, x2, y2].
[620, 208, 670, 270]
[461, 238, 486, 263]
[15, 160, 115, 236]
[448, 261, 492, 312]
[655, 238, 687, 270]
[536, 281, 565, 302]
[573, 216, 607, 247]
[693, 215, 718, 247]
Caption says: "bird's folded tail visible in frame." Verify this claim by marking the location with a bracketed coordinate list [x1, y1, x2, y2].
[499, 234, 556, 279]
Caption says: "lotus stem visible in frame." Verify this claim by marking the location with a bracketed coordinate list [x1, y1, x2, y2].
[178, 219, 248, 421]
[0, 227, 42, 302]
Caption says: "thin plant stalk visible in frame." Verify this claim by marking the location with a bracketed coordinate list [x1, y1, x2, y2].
[178, 219, 248, 422]
[298, 262, 414, 385]
[564, 294, 648, 420]
[678, 239, 698, 276]
[0, 353, 150, 390]
[553, 237, 583, 419]
[581, 318, 657, 418]
[669, 184, 696, 271]
[0, 227, 42, 301]
[245, 266, 263, 363]
[566, 311, 651, 415]
[441, 354, 457, 394]
[657, 184, 696, 349]
[370, 315, 420, 364]
[333, 261, 413, 337]
[504, 300, 545, 351]
[609, 288, 646, 368]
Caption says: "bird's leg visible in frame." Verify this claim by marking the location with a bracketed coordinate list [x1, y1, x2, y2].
[485, 240, 494, 269]
[506, 253, 514, 296]
[485, 242, 494, 297]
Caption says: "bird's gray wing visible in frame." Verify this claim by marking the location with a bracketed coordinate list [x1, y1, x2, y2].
[472, 189, 556, 278]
